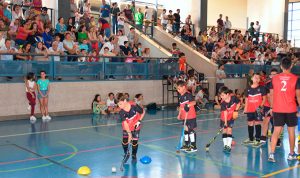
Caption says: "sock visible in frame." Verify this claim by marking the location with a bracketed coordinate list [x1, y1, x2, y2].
[255, 125, 262, 141]
[184, 131, 189, 146]
[227, 134, 233, 148]
[222, 133, 228, 147]
[122, 138, 128, 154]
[132, 140, 138, 156]
[248, 125, 254, 141]
[189, 131, 196, 147]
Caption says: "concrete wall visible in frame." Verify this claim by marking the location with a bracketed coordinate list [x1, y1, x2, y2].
[153, 27, 218, 99]
[207, 0, 248, 30]
[224, 78, 247, 92]
[0, 80, 166, 118]
[247, 0, 285, 38]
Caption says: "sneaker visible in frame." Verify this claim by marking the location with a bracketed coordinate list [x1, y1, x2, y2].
[243, 139, 254, 145]
[287, 153, 298, 161]
[46, 115, 52, 121]
[42, 115, 47, 121]
[180, 145, 189, 151]
[268, 153, 276, 162]
[252, 140, 263, 148]
[185, 145, 197, 153]
[27, 105, 31, 111]
[30, 116, 36, 123]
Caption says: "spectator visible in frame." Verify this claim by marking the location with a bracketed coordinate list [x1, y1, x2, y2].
[83, 0, 91, 14]
[144, 6, 154, 31]
[55, 17, 67, 37]
[34, 41, 48, 61]
[254, 21, 260, 38]
[0, 39, 17, 61]
[79, 39, 89, 52]
[100, 0, 110, 22]
[40, 7, 51, 26]
[11, 4, 24, 25]
[32, 0, 42, 12]
[248, 22, 255, 38]
[117, 29, 128, 47]
[217, 14, 224, 35]
[127, 27, 138, 47]
[88, 26, 98, 52]
[15, 20, 33, 46]
[117, 12, 125, 31]
[16, 43, 32, 60]
[77, 25, 88, 43]
[48, 41, 63, 62]
[173, 9, 181, 34]
[120, 41, 130, 56]
[134, 8, 144, 30]
[34, 15, 44, 34]
[88, 49, 99, 62]
[160, 9, 168, 30]
[142, 47, 150, 57]
[224, 16, 232, 34]
[92, 94, 107, 115]
[171, 42, 181, 57]
[3, 2, 12, 22]
[106, 93, 118, 113]
[70, 0, 77, 24]
[216, 64, 226, 95]
[99, 36, 114, 55]
[67, 17, 74, 31]
[123, 4, 133, 22]
[42, 26, 53, 48]
[98, 17, 110, 39]
[166, 10, 174, 33]
[111, 2, 120, 34]
[37, 70, 51, 121]
[25, 72, 37, 122]
[63, 32, 78, 61]
[185, 15, 192, 26]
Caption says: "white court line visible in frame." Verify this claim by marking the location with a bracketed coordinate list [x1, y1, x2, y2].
[0, 112, 244, 139]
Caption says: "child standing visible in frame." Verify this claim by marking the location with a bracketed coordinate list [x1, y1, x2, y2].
[176, 81, 197, 153]
[117, 93, 145, 160]
[25, 72, 37, 123]
[243, 73, 266, 147]
[37, 71, 51, 121]
[219, 86, 240, 152]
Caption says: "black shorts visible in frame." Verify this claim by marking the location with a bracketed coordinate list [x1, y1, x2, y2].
[247, 112, 262, 122]
[273, 112, 298, 127]
[263, 106, 272, 117]
[220, 120, 234, 128]
[183, 118, 197, 130]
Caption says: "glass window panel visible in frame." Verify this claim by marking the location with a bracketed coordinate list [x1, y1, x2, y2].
[288, 21, 292, 31]
[288, 31, 292, 41]
[292, 20, 300, 30]
[293, 2, 300, 10]
[289, 11, 293, 21]
[291, 10, 300, 20]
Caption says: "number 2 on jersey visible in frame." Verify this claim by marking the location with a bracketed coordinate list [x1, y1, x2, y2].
[281, 81, 287, 91]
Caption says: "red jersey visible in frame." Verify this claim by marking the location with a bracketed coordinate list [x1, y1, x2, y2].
[220, 95, 240, 121]
[179, 92, 196, 120]
[245, 85, 266, 113]
[120, 104, 143, 131]
[270, 73, 300, 113]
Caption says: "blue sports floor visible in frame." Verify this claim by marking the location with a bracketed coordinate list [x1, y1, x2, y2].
[0, 109, 299, 178]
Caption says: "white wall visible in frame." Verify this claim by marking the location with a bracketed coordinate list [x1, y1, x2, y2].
[247, 0, 285, 38]
[207, 0, 248, 30]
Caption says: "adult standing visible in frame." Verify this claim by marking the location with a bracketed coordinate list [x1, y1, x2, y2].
[216, 64, 226, 95]
[111, 2, 120, 34]
[224, 16, 232, 35]
[173, 9, 180, 35]
[70, 0, 77, 25]
[134, 8, 144, 30]
[217, 14, 224, 36]
[100, 0, 110, 23]
[160, 9, 168, 30]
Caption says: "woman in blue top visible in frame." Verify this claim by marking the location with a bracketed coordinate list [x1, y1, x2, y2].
[37, 70, 51, 121]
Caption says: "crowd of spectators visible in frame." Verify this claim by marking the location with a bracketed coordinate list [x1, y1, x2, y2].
[0, 0, 154, 64]
[160, 11, 298, 66]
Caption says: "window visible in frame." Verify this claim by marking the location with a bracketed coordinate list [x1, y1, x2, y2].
[288, 2, 300, 47]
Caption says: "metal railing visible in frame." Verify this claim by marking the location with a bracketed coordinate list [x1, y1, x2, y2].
[0, 54, 179, 82]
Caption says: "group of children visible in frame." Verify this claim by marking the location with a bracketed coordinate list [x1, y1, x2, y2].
[25, 71, 51, 123]
[91, 92, 144, 115]
[175, 57, 300, 163]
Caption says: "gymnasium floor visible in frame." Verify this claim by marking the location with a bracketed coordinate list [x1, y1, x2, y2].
[0, 109, 299, 178]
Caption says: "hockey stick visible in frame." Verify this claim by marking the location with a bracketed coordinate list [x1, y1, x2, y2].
[205, 127, 224, 152]
[176, 112, 188, 153]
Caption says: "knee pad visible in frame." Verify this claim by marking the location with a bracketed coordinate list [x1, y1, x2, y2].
[132, 140, 138, 147]
[122, 138, 129, 145]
